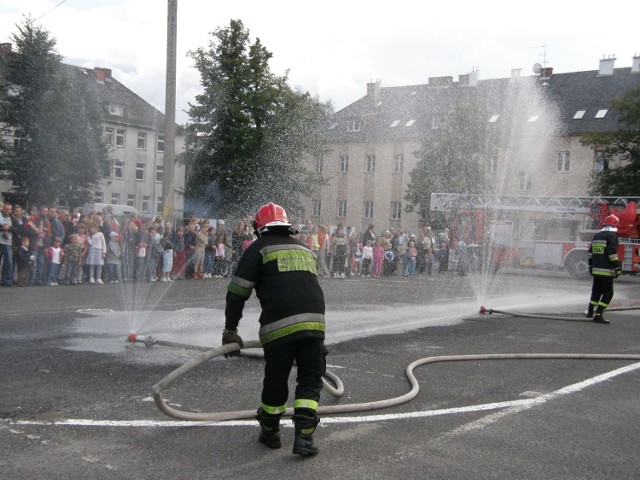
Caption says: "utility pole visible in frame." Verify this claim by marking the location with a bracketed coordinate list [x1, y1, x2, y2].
[162, 0, 177, 222]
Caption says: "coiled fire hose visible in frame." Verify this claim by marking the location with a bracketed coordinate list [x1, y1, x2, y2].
[143, 335, 640, 422]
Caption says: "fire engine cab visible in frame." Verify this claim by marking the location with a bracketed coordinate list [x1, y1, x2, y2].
[430, 193, 640, 279]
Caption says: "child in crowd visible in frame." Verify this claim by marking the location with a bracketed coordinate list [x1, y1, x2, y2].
[372, 238, 385, 277]
[361, 239, 373, 276]
[75, 223, 88, 283]
[16, 236, 32, 287]
[106, 231, 122, 283]
[64, 233, 83, 285]
[331, 226, 349, 278]
[403, 241, 417, 276]
[171, 226, 185, 280]
[45, 236, 64, 285]
[145, 226, 162, 281]
[160, 234, 174, 282]
[86, 223, 106, 284]
[135, 224, 148, 281]
[214, 237, 226, 278]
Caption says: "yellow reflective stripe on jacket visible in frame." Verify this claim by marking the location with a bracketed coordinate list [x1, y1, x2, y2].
[262, 247, 317, 275]
[227, 275, 254, 298]
[259, 313, 325, 345]
[592, 267, 615, 277]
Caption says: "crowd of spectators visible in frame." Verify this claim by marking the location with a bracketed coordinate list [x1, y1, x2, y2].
[0, 201, 454, 288]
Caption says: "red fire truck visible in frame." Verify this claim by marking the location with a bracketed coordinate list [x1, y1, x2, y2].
[430, 193, 640, 278]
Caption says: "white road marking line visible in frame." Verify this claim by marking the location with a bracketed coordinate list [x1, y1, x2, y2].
[9, 362, 640, 429]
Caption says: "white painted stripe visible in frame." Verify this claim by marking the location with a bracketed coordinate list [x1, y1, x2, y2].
[10, 362, 640, 429]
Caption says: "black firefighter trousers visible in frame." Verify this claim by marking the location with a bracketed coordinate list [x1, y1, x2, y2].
[262, 337, 327, 413]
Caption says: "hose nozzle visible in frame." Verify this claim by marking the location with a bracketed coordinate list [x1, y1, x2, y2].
[127, 333, 157, 347]
[479, 306, 493, 315]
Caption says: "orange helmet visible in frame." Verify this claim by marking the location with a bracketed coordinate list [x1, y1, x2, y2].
[254, 202, 291, 232]
[603, 214, 619, 227]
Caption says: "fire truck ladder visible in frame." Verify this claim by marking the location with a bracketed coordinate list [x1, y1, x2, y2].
[430, 193, 640, 214]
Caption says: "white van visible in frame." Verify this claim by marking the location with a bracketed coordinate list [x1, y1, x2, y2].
[81, 202, 140, 219]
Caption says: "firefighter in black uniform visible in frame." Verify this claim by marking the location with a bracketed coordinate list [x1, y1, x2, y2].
[222, 202, 327, 456]
[584, 214, 622, 324]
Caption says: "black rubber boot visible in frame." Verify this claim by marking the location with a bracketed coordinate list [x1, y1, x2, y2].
[256, 408, 282, 449]
[584, 304, 594, 318]
[593, 307, 609, 324]
[292, 410, 320, 456]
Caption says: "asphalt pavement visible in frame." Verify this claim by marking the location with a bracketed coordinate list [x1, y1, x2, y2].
[1, 270, 639, 479]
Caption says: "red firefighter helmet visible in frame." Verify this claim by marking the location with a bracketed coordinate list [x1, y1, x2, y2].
[254, 202, 291, 231]
[603, 214, 620, 227]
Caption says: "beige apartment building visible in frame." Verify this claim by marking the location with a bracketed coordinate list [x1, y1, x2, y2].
[308, 56, 640, 235]
[0, 42, 185, 219]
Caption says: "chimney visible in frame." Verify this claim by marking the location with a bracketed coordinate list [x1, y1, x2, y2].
[510, 68, 522, 83]
[0, 43, 12, 56]
[632, 55, 640, 74]
[598, 55, 615, 76]
[469, 70, 479, 87]
[366, 81, 380, 105]
[458, 74, 469, 86]
[94, 67, 113, 83]
[428, 76, 453, 87]
[540, 67, 553, 78]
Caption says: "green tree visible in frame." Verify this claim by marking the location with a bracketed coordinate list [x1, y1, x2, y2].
[0, 17, 108, 207]
[184, 19, 329, 218]
[404, 92, 495, 227]
[582, 84, 640, 196]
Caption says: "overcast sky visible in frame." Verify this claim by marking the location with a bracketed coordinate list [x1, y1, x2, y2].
[1, 0, 638, 124]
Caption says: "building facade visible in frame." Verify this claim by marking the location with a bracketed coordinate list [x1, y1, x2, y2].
[309, 56, 640, 235]
[0, 42, 185, 219]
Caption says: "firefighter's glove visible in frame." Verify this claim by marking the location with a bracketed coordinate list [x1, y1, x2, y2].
[222, 329, 243, 358]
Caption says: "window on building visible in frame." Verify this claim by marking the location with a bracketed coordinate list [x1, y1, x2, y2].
[595, 109, 608, 119]
[94, 191, 103, 203]
[528, 115, 539, 122]
[573, 110, 586, 120]
[314, 156, 323, 173]
[135, 163, 145, 181]
[157, 196, 163, 214]
[339, 155, 349, 173]
[391, 202, 402, 220]
[142, 196, 150, 213]
[363, 201, 374, 219]
[431, 117, 440, 129]
[338, 200, 347, 218]
[405, 119, 416, 127]
[155, 165, 164, 182]
[104, 127, 114, 145]
[115, 128, 126, 148]
[346, 118, 361, 132]
[594, 150, 609, 172]
[556, 151, 570, 172]
[111, 193, 120, 205]
[312, 199, 322, 217]
[109, 104, 124, 116]
[127, 194, 135, 207]
[518, 171, 532, 191]
[114, 160, 124, 179]
[157, 131, 165, 152]
[393, 154, 404, 173]
[137, 132, 147, 150]
[486, 157, 498, 174]
[365, 155, 376, 173]
[489, 114, 500, 123]
[390, 120, 400, 128]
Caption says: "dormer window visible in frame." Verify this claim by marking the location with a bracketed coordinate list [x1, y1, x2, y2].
[347, 118, 361, 132]
[109, 104, 124, 116]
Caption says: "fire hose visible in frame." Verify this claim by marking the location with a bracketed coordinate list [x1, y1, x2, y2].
[479, 305, 640, 321]
[130, 331, 640, 422]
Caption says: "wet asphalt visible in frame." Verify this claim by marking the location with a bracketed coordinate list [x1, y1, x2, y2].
[1, 271, 639, 479]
